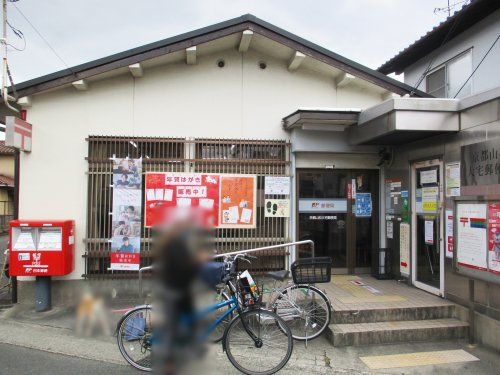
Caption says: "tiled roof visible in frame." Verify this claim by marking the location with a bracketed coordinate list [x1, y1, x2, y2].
[0, 174, 14, 187]
[378, 0, 500, 74]
[0, 141, 15, 155]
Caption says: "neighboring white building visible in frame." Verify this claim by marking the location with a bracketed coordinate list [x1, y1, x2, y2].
[378, 0, 500, 98]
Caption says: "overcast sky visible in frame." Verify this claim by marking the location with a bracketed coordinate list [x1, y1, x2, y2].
[5, 0, 456, 84]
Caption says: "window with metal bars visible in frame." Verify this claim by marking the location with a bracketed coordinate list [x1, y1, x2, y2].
[85, 136, 291, 278]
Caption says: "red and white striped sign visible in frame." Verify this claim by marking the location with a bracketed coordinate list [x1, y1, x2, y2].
[5, 116, 32, 152]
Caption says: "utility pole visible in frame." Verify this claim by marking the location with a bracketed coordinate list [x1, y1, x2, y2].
[1, 0, 17, 112]
[2, 0, 8, 102]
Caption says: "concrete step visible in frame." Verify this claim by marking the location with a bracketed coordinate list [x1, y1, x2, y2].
[331, 304, 456, 324]
[326, 318, 469, 347]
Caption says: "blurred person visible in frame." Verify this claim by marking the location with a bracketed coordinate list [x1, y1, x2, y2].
[152, 207, 214, 374]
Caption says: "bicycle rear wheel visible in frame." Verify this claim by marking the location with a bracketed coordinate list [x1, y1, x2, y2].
[224, 308, 293, 375]
[117, 306, 153, 372]
[273, 284, 331, 341]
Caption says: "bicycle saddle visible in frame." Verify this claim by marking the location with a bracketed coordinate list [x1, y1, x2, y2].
[267, 270, 289, 281]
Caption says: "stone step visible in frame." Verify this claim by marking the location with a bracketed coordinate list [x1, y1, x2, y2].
[326, 318, 468, 347]
[331, 304, 456, 324]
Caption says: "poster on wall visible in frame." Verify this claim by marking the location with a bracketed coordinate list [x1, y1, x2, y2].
[400, 223, 410, 276]
[144, 172, 220, 228]
[385, 179, 402, 215]
[355, 193, 372, 217]
[110, 157, 142, 271]
[220, 175, 257, 228]
[265, 199, 290, 217]
[264, 176, 290, 195]
[445, 210, 454, 258]
[456, 203, 488, 270]
[445, 162, 461, 197]
[386, 220, 394, 239]
[488, 203, 500, 275]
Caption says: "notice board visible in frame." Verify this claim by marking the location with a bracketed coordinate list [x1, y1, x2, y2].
[144, 172, 257, 228]
[144, 173, 221, 228]
[454, 197, 500, 285]
[220, 175, 257, 228]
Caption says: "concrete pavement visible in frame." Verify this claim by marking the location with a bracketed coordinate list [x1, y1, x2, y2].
[0, 310, 498, 374]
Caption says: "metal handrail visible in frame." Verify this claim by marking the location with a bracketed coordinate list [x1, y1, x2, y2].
[137, 240, 315, 298]
[212, 239, 314, 259]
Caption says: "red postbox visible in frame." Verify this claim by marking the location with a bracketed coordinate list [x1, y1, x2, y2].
[9, 220, 75, 276]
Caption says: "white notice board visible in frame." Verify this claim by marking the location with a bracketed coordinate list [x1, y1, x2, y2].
[453, 198, 500, 285]
[456, 203, 487, 270]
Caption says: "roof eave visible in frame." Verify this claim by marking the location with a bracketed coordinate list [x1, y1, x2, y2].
[12, 14, 430, 98]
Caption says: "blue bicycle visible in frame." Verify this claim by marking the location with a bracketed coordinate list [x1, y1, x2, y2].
[116, 254, 293, 374]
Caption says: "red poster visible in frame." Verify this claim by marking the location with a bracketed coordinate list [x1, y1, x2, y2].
[488, 203, 500, 275]
[145, 173, 220, 228]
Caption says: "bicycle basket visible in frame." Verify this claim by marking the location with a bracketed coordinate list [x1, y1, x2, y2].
[238, 271, 263, 307]
[291, 257, 332, 284]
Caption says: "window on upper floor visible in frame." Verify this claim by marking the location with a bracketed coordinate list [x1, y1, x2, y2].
[426, 50, 472, 98]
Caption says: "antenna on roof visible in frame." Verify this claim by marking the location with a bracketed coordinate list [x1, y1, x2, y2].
[434, 0, 470, 17]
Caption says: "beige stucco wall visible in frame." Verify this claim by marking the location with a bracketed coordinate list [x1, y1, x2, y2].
[0, 155, 14, 178]
[19, 48, 387, 280]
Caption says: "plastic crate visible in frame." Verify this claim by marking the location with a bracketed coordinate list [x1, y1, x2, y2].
[291, 257, 332, 284]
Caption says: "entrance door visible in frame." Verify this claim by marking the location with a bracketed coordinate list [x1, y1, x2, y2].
[297, 169, 379, 274]
[411, 159, 444, 296]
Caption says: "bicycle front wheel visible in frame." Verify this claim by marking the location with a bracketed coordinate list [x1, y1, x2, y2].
[273, 284, 331, 341]
[117, 306, 153, 372]
[224, 308, 293, 375]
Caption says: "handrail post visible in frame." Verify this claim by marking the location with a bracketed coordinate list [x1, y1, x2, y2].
[138, 265, 153, 298]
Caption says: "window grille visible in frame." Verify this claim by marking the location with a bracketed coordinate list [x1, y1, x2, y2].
[85, 136, 290, 278]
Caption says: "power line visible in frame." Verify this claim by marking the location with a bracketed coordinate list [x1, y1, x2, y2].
[6, 19, 25, 51]
[453, 33, 500, 98]
[412, 8, 465, 92]
[11, 2, 74, 73]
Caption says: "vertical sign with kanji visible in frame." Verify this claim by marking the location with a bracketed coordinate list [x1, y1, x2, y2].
[110, 158, 143, 270]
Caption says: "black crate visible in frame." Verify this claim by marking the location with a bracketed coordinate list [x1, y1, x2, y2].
[291, 257, 332, 284]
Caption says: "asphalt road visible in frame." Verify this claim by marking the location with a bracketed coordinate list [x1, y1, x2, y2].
[0, 342, 137, 375]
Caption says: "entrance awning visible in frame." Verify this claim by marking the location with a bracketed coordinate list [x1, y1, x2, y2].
[348, 98, 460, 145]
[282, 108, 360, 132]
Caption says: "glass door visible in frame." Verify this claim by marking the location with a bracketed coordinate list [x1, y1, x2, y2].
[352, 171, 379, 273]
[297, 170, 348, 271]
[411, 160, 444, 296]
[297, 169, 379, 274]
